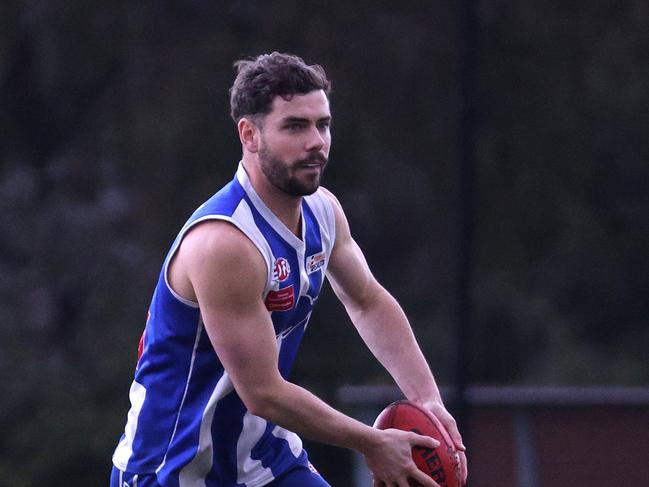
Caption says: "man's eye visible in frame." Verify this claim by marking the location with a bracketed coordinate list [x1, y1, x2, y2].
[286, 123, 304, 131]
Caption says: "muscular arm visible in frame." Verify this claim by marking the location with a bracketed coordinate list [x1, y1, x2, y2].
[324, 190, 440, 404]
[170, 220, 440, 487]
[323, 188, 468, 482]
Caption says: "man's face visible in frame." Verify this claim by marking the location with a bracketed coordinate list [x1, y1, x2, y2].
[256, 90, 331, 197]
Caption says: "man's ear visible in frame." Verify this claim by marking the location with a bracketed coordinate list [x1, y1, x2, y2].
[238, 117, 260, 153]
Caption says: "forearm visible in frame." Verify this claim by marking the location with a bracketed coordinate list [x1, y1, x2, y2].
[251, 378, 445, 487]
[346, 287, 469, 482]
[347, 286, 443, 404]
[250, 378, 381, 454]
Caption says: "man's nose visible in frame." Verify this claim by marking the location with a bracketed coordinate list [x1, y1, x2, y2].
[305, 126, 326, 151]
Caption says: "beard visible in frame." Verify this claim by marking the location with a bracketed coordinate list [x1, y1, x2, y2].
[258, 143, 328, 197]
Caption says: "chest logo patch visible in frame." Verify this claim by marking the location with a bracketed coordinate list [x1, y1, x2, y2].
[306, 252, 326, 275]
[265, 285, 295, 312]
[272, 257, 291, 282]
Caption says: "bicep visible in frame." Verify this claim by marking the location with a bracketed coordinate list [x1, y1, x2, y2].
[200, 289, 279, 395]
[181, 222, 283, 401]
[327, 235, 374, 305]
[323, 189, 380, 310]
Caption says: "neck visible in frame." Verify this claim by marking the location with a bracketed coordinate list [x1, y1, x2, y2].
[241, 158, 303, 237]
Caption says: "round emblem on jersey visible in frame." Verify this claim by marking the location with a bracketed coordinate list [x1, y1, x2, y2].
[273, 257, 291, 282]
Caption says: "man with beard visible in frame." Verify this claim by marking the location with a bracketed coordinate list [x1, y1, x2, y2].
[111, 52, 467, 487]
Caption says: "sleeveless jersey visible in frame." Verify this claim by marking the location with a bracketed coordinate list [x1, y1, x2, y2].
[112, 163, 336, 487]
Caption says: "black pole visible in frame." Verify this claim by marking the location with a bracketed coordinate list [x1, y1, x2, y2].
[454, 0, 478, 437]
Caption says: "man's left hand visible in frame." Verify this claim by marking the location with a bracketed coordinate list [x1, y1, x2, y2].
[423, 400, 468, 486]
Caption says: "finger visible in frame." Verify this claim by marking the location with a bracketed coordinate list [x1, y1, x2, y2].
[453, 432, 467, 452]
[410, 432, 440, 449]
[410, 469, 440, 487]
[447, 427, 466, 452]
[442, 417, 466, 452]
[429, 406, 467, 452]
[459, 450, 468, 485]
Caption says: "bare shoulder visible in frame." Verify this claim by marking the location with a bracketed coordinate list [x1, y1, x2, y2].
[172, 220, 267, 303]
[181, 220, 260, 261]
[318, 186, 343, 212]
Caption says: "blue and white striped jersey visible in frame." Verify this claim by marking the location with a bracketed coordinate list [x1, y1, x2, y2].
[112, 163, 336, 487]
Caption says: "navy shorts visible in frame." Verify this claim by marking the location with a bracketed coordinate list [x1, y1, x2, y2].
[110, 463, 330, 487]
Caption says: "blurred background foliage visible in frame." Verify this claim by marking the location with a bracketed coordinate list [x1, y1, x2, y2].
[1, 1, 647, 485]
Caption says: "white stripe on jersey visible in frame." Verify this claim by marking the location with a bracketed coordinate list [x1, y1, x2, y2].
[177, 371, 235, 486]
[231, 200, 275, 295]
[270, 334, 303, 458]
[271, 426, 302, 458]
[303, 190, 336, 253]
[157, 318, 205, 475]
[113, 380, 147, 469]
[236, 412, 274, 486]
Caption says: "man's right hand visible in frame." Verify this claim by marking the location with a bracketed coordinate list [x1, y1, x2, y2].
[364, 428, 441, 487]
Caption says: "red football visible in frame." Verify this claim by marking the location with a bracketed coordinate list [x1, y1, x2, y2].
[373, 400, 462, 487]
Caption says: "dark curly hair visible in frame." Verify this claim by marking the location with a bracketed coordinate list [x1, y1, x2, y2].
[229, 52, 331, 123]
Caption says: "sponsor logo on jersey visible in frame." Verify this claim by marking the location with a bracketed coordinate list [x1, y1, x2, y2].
[272, 257, 291, 282]
[306, 252, 326, 275]
[265, 285, 295, 312]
